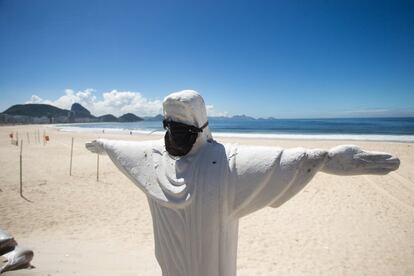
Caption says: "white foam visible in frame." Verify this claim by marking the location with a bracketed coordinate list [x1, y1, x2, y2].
[213, 132, 414, 142]
[53, 125, 414, 142]
[54, 125, 165, 135]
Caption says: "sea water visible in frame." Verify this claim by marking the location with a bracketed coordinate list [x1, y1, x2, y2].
[54, 117, 414, 142]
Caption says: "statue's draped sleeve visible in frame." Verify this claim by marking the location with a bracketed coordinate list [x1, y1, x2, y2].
[228, 145, 327, 218]
[97, 139, 327, 217]
[97, 139, 177, 205]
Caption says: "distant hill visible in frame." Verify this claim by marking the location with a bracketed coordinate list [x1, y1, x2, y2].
[230, 115, 256, 121]
[1, 103, 144, 124]
[3, 104, 71, 118]
[142, 114, 277, 122]
[209, 115, 257, 121]
[143, 114, 164, 121]
[98, 114, 118, 122]
[71, 103, 94, 118]
[118, 113, 143, 122]
[1, 102, 274, 125]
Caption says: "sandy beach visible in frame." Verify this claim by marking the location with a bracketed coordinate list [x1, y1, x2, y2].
[0, 125, 413, 276]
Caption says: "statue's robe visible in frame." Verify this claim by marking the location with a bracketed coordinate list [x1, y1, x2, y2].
[98, 138, 327, 276]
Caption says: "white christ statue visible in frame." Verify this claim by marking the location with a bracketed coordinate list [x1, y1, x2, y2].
[86, 90, 400, 276]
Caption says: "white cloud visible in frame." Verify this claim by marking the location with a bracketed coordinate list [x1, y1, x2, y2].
[206, 104, 229, 117]
[27, 89, 163, 117]
[26, 89, 228, 117]
[28, 95, 43, 103]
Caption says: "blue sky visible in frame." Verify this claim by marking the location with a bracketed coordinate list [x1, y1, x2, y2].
[0, 0, 413, 118]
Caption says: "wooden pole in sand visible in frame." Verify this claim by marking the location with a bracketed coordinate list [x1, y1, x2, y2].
[96, 154, 100, 182]
[20, 140, 23, 197]
[69, 137, 74, 176]
[16, 131, 19, 146]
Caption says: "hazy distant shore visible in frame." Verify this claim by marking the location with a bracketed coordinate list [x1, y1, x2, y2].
[53, 120, 414, 143]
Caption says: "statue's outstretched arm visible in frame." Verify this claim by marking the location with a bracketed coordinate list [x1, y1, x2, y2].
[85, 140, 107, 155]
[320, 145, 400, 176]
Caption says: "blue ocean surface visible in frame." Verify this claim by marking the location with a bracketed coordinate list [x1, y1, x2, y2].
[55, 117, 414, 142]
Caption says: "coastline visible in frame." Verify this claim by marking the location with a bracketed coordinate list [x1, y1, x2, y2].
[52, 123, 414, 143]
[1, 124, 413, 275]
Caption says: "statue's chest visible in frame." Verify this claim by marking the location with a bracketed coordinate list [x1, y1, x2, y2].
[150, 157, 224, 233]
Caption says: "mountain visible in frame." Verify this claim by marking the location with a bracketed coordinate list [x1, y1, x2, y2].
[230, 115, 256, 121]
[143, 114, 164, 121]
[3, 104, 71, 118]
[142, 114, 275, 122]
[1, 102, 274, 125]
[1, 103, 142, 124]
[257, 116, 278, 121]
[98, 114, 118, 122]
[118, 113, 143, 122]
[71, 103, 94, 118]
[209, 115, 257, 121]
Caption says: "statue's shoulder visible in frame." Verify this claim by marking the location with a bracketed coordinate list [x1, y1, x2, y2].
[100, 138, 164, 162]
[101, 138, 162, 149]
[148, 138, 165, 152]
[222, 142, 284, 158]
[217, 143, 285, 173]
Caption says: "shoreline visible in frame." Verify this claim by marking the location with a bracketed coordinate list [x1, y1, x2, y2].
[3, 119, 414, 142]
[51, 124, 414, 143]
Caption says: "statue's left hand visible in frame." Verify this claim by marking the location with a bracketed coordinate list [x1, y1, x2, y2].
[85, 140, 106, 155]
[322, 145, 400, 175]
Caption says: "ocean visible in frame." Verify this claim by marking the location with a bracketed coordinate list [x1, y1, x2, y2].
[55, 117, 414, 142]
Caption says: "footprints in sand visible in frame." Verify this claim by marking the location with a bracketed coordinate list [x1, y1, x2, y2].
[389, 172, 414, 193]
[365, 172, 414, 212]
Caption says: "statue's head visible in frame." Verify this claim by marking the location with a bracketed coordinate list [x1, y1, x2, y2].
[163, 90, 213, 157]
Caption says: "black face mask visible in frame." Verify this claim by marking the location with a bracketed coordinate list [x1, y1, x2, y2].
[163, 119, 208, 157]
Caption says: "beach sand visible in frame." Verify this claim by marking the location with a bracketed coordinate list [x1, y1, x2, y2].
[0, 125, 413, 275]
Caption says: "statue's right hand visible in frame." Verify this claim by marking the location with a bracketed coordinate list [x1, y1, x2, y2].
[85, 140, 106, 154]
[323, 145, 400, 175]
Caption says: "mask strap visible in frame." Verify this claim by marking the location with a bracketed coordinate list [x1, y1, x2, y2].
[199, 121, 208, 131]
[163, 119, 209, 133]
[192, 121, 208, 133]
